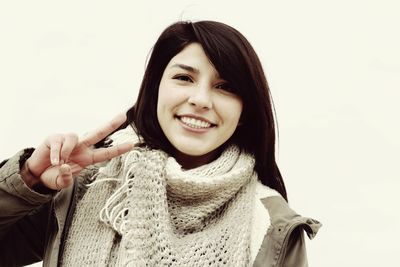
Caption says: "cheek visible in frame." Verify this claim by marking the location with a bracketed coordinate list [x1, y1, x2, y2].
[157, 81, 171, 114]
[157, 85, 173, 134]
[158, 83, 189, 113]
[157, 85, 169, 126]
[218, 98, 243, 126]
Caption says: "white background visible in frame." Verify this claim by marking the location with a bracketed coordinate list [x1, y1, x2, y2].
[1, 1, 399, 266]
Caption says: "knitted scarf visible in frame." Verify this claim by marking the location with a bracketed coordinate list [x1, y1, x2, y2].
[62, 128, 258, 266]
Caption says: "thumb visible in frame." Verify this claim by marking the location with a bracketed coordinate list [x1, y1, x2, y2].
[55, 164, 74, 190]
[40, 164, 73, 190]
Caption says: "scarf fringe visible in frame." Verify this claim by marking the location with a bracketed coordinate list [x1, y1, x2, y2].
[86, 148, 144, 234]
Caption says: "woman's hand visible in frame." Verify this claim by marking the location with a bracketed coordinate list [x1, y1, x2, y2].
[24, 113, 134, 190]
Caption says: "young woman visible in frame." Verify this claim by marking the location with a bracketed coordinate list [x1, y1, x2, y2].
[0, 21, 321, 266]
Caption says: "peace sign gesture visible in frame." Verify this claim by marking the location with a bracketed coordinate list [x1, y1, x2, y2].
[24, 114, 134, 190]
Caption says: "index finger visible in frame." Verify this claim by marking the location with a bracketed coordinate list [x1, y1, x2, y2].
[80, 113, 127, 147]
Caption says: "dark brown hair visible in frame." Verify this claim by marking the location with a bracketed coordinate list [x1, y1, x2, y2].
[106, 21, 287, 201]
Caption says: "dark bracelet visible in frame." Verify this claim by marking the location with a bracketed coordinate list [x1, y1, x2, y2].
[19, 148, 57, 195]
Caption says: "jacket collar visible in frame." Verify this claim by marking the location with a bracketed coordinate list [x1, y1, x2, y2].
[261, 196, 321, 239]
[252, 195, 321, 266]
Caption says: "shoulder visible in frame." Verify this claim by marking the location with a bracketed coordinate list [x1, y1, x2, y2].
[254, 181, 321, 240]
[255, 181, 281, 199]
[252, 182, 322, 266]
[260, 185, 322, 242]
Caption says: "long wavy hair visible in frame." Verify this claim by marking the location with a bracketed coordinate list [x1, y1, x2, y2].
[102, 20, 287, 201]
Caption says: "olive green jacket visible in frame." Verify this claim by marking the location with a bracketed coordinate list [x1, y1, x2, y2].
[0, 149, 321, 267]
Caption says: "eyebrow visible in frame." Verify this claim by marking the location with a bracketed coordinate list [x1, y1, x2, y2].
[170, 63, 200, 74]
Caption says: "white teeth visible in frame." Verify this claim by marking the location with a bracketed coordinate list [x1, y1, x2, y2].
[180, 116, 212, 129]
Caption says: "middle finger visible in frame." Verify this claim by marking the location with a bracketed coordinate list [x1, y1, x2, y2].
[80, 113, 127, 147]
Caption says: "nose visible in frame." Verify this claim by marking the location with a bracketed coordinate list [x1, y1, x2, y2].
[187, 85, 213, 110]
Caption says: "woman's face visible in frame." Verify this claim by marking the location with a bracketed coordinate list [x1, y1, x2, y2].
[157, 43, 243, 168]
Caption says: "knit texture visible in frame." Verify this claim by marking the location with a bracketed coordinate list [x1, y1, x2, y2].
[61, 127, 258, 266]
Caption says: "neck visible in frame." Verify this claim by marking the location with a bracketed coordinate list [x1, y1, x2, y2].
[172, 148, 223, 170]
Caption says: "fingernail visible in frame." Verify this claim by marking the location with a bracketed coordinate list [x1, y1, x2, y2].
[60, 164, 70, 173]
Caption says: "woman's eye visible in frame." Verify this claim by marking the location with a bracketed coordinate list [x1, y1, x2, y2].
[173, 75, 193, 82]
[215, 83, 232, 91]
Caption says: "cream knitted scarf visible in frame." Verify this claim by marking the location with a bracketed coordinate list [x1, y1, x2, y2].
[62, 128, 258, 266]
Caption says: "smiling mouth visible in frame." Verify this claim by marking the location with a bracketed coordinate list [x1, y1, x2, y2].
[175, 115, 217, 129]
